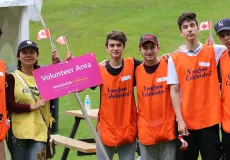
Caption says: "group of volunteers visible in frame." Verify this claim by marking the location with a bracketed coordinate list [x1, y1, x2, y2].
[0, 11, 230, 160]
[65, 12, 230, 160]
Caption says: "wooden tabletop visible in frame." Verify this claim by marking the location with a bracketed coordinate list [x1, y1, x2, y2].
[65, 109, 99, 120]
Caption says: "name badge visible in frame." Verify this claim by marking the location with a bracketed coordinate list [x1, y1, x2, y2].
[121, 75, 131, 81]
[0, 72, 4, 76]
[199, 62, 210, 67]
[156, 77, 167, 83]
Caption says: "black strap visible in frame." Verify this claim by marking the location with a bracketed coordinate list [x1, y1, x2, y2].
[217, 61, 222, 84]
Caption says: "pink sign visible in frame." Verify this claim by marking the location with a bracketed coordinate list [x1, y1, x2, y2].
[33, 53, 102, 100]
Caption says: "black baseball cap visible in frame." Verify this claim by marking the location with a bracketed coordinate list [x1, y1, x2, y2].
[214, 18, 230, 34]
[17, 40, 39, 56]
[139, 34, 158, 47]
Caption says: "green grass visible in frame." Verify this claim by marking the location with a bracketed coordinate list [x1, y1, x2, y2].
[29, 0, 230, 159]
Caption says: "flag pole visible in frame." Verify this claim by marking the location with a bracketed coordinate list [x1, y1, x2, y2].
[210, 21, 212, 37]
[64, 36, 70, 52]
[33, 0, 56, 52]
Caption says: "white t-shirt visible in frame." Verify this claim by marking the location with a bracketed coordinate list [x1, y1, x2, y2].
[167, 43, 227, 85]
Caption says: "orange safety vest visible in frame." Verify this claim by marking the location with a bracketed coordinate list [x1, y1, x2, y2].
[136, 59, 176, 145]
[98, 57, 137, 146]
[220, 51, 230, 133]
[0, 60, 10, 141]
[172, 45, 221, 130]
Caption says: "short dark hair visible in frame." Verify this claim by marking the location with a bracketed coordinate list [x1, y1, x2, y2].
[0, 28, 2, 37]
[177, 12, 198, 30]
[105, 30, 127, 47]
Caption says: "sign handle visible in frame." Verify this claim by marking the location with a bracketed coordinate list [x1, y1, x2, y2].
[74, 92, 110, 160]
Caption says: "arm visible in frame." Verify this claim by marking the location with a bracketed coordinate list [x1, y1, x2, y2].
[6, 74, 44, 112]
[6, 74, 31, 112]
[170, 84, 189, 135]
[133, 58, 142, 70]
[167, 57, 189, 135]
[133, 58, 142, 86]
[170, 84, 184, 121]
[214, 44, 227, 65]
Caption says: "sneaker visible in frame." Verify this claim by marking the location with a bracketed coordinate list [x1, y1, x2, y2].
[135, 156, 141, 160]
[178, 135, 188, 150]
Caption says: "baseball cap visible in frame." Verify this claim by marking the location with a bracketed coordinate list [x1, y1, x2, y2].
[17, 40, 39, 56]
[139, 34, 158, 47]
[214, 18, 230, 34]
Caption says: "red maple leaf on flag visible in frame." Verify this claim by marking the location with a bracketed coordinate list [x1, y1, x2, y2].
[36, 29, 51, 40]
[202, 23, 207, 29]
[40, 31, 46, 36]
[199, 21, 211, 31]
[56, 36, 67, 45]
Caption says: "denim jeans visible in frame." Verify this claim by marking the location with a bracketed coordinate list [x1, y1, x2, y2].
[7, 127, 46, 160]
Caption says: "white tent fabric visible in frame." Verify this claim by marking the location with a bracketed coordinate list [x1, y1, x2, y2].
[0, 0, 33, 7]
[29, 0, 43, 22]
[0, 0, 43, 72]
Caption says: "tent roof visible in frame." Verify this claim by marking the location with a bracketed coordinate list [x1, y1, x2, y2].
[0, 0, 34, 7]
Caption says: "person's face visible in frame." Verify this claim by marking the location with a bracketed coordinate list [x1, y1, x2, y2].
[218, 30, 230, 50]
[180, 20, 199, 41]
[140, 42, 159, 62]
[106, 39, 124, 59]
[18, 47, 38, 67]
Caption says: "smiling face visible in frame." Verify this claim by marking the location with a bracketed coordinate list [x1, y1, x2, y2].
[106, 39, 125, 59]
[140, 42, 159, 62]
[180, 20, 199, 42]
[18, 46, 38, 68]
[218, 30, 230, 50]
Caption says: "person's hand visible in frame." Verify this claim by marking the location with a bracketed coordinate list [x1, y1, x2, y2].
[206, 36, 215, 45]
[161, 53, 172, 60]
[52, 50, 60, 64]
[65, 52, 74, 60]
[177, 120, 189, 136]
[98, 60, 108, 66]
[30, 100, 45, 111]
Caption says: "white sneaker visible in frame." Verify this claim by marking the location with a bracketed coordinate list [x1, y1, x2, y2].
[135, 156, 141, 160]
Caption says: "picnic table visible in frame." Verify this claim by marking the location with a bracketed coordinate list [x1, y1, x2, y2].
[51, 109, 99, 160]
[51, 108, 140, 160]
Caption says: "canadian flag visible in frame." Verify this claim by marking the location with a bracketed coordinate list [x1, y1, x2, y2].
[199, 21, 211, 31]
[56, 36, 67, 45]
[36, 29, 51, 40]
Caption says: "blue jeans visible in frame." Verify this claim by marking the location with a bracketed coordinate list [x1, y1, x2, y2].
[7, 127, 46, 160]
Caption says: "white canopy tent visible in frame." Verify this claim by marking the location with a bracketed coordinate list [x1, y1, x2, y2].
[0, 0, 42, 72]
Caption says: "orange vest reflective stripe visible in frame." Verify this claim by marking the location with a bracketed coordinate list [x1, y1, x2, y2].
[136, 59, 175, 145]
[220, 51, 230, 133]
[98, 57, 137, 146]
[0, 60, 10, 141]
[172, 45, 221, 130]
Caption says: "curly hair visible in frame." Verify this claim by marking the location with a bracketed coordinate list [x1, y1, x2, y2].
[177, 12, 198, 30]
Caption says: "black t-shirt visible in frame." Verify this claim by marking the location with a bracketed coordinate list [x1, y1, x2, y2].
[91, 58, 141, 90]
[143, 62, 160, 74]
[106, 58, 142, 76]
[91, 58, 160, 90]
